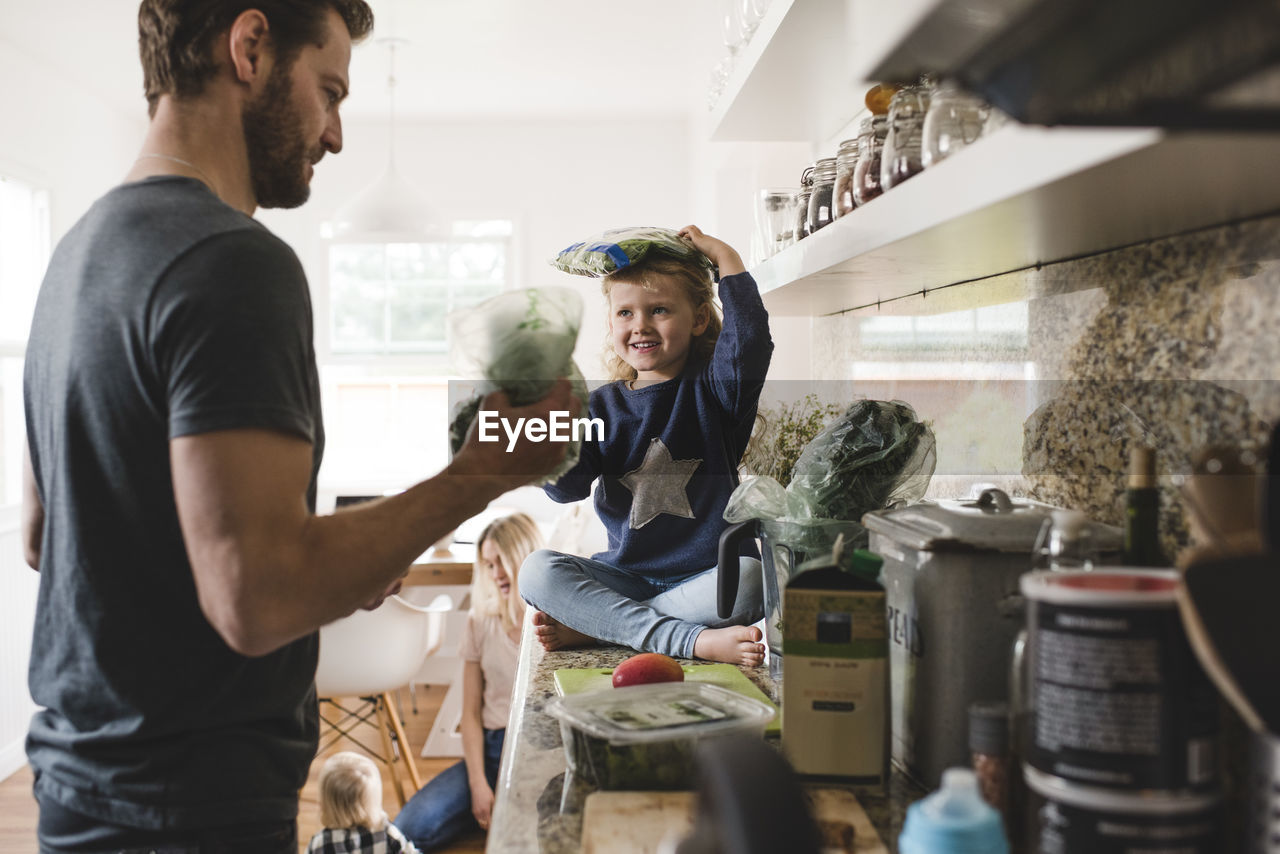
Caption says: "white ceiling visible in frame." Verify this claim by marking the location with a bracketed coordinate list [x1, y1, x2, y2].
[3, 0, 721, 123]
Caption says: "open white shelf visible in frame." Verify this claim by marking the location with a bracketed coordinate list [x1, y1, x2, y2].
[753, 123, 1280, 316]
[709, 0, 942, 143]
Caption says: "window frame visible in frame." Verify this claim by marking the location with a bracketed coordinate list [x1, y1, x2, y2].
[318, 216, 524, 368]
[0, 167, 52, 510]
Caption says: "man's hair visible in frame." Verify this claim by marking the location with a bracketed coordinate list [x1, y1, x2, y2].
[138, 0, 374, 116]
[318, 751, 384, 830]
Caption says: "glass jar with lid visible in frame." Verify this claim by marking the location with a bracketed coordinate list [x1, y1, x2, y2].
[881, 84, 931, 191]
[922, 82, 989, 169]
[755, 187, 800, 258]
[832, 137, 860, 220]
[805, 157, 838, 235]
[794, 165, 815, 240]
[852, 116, 887, 207]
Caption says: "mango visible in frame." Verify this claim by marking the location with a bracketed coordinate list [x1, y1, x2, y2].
[610, 653, 684, 688]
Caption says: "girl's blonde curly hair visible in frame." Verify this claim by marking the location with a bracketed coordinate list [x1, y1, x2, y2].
[600, 255, 721, 383]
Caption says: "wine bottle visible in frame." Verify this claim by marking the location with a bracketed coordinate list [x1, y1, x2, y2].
[1124, 445, 1169, 566]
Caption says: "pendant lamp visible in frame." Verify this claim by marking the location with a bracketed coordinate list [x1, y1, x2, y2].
[330, 38, 446, 240]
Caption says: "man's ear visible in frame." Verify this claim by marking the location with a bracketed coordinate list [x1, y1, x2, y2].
[692, 303, 711, 336]
[228, 9, 271, 84]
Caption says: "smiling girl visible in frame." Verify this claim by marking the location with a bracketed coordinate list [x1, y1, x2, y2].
[519, 225, 773, 666]
[395, 513, 542, 851]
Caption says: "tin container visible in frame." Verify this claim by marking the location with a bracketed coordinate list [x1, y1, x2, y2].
[864, 488, 1120, 789]
[1025, 766, 1223, 854]
[1249, 729, 1280, 853]
[1021, 570, 1219, 792]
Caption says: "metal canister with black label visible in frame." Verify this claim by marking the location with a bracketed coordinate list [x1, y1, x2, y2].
[1021, 569, 1219, 792]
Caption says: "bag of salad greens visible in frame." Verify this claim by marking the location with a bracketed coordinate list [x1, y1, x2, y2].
[787, 399, 936, 521]
[550, 226, 718, 279]
[447, 287, 590, 485]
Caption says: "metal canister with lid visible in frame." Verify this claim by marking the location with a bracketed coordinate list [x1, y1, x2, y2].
[863, 488, 1121, 788]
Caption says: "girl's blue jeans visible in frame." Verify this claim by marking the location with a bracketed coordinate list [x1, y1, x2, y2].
[394, 728, 504, 851]
[517, 549, 764, 658]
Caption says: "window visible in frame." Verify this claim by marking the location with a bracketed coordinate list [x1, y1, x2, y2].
[328, 220, 512, 356]
[318, 219, 514, 496]
[0, 174, 50, 505]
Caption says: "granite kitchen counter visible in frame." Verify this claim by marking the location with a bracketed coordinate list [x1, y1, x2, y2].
[487, 622, 925, 853]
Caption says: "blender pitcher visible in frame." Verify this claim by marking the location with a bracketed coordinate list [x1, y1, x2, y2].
[718, 517, 866, 683]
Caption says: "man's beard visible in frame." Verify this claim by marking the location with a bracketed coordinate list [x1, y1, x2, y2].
[242, 62, 317, 209]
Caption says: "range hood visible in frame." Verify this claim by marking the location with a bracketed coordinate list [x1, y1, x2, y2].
[869, 0, 1280, 130]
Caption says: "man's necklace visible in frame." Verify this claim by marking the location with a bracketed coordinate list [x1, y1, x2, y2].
[135, 153, 215, 189]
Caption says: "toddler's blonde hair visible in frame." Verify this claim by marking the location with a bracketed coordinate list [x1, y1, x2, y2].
[601, 255, 722, 383]
[318, 751, 385, 830]
[470, 512, 543, 634]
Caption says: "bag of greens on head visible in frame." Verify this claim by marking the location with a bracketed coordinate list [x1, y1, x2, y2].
[550, 226, 718, 279]
[448, 287, 590, 486]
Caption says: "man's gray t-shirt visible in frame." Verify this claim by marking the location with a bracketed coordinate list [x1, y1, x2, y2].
[23, 176, 325, 830]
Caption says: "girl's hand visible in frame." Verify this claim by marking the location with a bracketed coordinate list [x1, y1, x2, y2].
[471, 780, 496, 829]
[679, 225, 746, 277]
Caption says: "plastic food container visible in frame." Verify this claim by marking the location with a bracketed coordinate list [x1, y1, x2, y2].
[544, 682, 776, 790]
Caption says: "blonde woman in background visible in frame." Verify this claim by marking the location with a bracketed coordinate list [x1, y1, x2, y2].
[307, 752, 419, 853]
[395, 513, 543, 850]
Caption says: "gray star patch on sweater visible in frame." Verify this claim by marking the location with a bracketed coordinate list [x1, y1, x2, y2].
[618, 437, 701, 529]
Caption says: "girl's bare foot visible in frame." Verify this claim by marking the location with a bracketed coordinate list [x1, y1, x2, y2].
[692, 625, 765, 666]
[532, 610, 597, 651]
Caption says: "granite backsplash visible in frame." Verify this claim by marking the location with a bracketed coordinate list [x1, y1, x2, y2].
[799, 214, 1280, 559]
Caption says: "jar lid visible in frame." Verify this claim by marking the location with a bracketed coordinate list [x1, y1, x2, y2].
[862, 488, 1122, 553]
[837, 137, 859, 154]
[968, 701, 1009, 755]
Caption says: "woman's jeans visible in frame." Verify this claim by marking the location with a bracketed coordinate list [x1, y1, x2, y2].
[394, 728, 504, 851]
[517, 549, 764, 658]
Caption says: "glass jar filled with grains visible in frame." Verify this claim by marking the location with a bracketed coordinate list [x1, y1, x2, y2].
[881, 84, 931, 191]
[852, 116, 887, 207]
[805, 157, 838, 236]
[794, 165, 815, 241]
[832, 137, 860, 220]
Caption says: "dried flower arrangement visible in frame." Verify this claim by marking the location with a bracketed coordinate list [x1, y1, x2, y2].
[740, 393, 844, 487]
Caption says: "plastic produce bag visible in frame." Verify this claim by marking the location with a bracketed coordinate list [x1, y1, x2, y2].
[448, 287, 590, 485]
[724, 400, 936, 551]
[788, 400, 936, 520]
[549, 226, 717, 279]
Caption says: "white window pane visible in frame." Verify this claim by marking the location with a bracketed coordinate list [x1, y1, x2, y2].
[449, 241, 504, 280]
[0, 357, 26, 504]
[0, 177, 50, 344]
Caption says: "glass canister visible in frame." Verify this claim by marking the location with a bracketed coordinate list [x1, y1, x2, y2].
[755, 187, 800, 257]
[805, 157, 838, 236]
[794, 165, 815, 240]
[852, 116, 887, 207]
[832, 137, 860, 219]
[922, 82, 989, 169]
[881, 85, 931, 191]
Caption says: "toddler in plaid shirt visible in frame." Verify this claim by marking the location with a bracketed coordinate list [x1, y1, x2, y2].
[307, 752, 419, 854]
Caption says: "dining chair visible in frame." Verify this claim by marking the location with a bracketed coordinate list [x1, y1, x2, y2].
[314, 594, 447, 806]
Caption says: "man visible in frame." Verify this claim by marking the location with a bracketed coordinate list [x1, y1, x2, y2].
[20, 2, 571, 851]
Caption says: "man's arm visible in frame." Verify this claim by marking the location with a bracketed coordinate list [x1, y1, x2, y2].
[22, 440, 43, 571]
[171, 383, 573, 657]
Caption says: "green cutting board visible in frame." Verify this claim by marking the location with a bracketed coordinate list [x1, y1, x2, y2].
[553, 664, 780, 734]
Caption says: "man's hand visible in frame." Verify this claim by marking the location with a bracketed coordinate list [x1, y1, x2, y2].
[679, 224, 746, 277]
[448, 378, 578, 489]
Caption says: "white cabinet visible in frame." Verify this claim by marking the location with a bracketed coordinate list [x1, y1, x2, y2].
[711, 0, 1280, 316]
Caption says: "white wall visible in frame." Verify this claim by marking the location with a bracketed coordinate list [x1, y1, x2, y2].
[259, 115, 698, 378]
[0, 33, 147, 782]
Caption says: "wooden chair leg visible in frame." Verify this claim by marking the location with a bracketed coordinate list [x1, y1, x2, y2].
[375, 698, 408, 807]
[382, 690, 424, 794]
